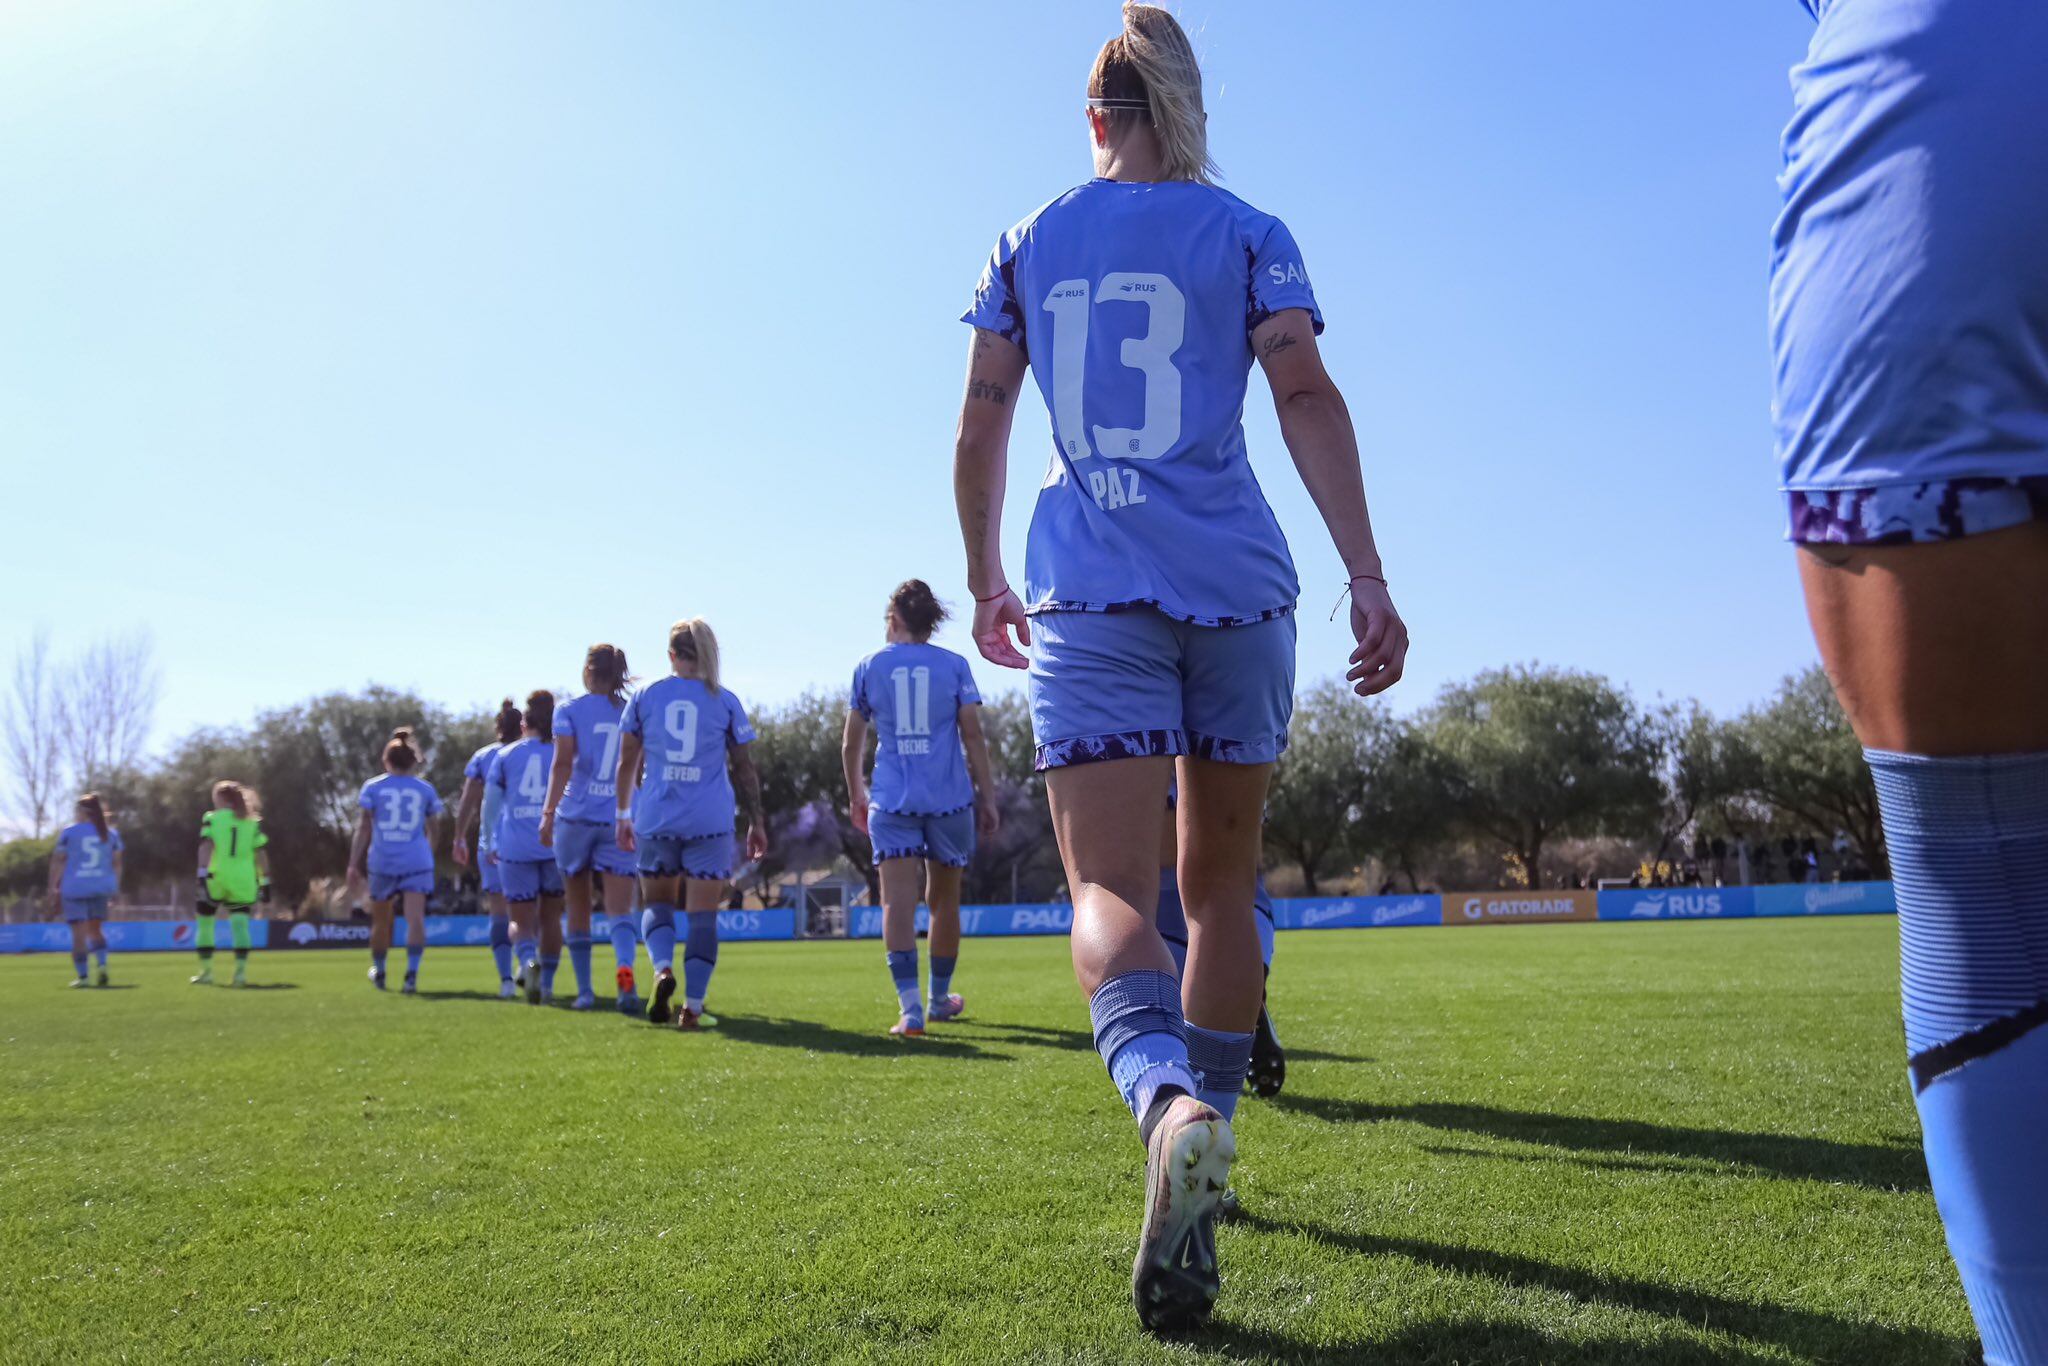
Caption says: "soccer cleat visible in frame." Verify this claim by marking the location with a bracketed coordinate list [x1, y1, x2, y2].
[927, 993, 966, 1023]
[96, 969, 109, 988]
[675, 1007, 717, 1031]
[369, 966, 386, 991]
[616, 966, 636, 997]
[69, 976, 90, 989]
[190, 969, 213, 986]
[1132, 1094, 1234, 1333]
[1248, 1005, 1286, 1100]
[230, 965, 246, 988]
[571, 992, 595, 1011]
[401, 975, 417, 996]
[647, 969, 677, 1026]
[525, 965, 542, 1006]
[1217, 1188, 1244, 1222]
[498, 979, 517, 1000]
[889, 1013, 926, 1038]
[616, 991, 641, 1016]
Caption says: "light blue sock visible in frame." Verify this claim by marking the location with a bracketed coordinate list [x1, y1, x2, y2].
[1868, 748, 2048, 1362]
[540, 954, 560, 996]
[928, 954, 956, 1006]
[1186, 1022, 1254, 1121]
[887, 948, 921, 1019]
[1155, 866, 1188, 976]
[405, 946, 423, 980]
[514, 935, 537, 969]
[371, 950, 387, 976]
[71, 954, 88, 979]
[1089, 969, 1197, 1126]
[609, 916, 640, 972]
[568, 932, 594, 996]
[489, 914, 513, 982]
[642, 905, 676, 973]
[683, 911, 719, 1008]
[93, 942, 108, 968]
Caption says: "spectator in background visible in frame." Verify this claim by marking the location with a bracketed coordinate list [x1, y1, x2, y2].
[1711, 835, 1729, 887]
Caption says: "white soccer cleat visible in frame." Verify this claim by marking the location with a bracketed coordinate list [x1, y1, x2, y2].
[1131, 1094, 1234, 1332]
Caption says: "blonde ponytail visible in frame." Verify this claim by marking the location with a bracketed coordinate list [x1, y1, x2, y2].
[1090, 4, 1217, 184]
[669, 617, 722, 695]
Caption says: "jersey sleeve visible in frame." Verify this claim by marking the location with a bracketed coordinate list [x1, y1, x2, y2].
[619, 692, 645, 737]
[1244, 211, 1323, 337]
[961, 232, 1029, 356]
[849, 661, 872, 718]
[358, 780, 377, 812]
[424, 783, 445, 816]
[111, 829, 124, 853]
[954, 654, 982, 707]
[254, 824, 269, 851]
[726, 693, 757, 746]
[55, 827, 75, 858]
[486, 750, 507, 790]
[464, 747, 488, 782]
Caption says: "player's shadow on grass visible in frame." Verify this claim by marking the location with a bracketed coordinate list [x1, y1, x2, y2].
[1273, 1094, 1928, 1191]
[1200, 1316, 1784, 1365]
[1213, 1212, 1971, 1365]
[955, 1020, 1371, 1065]
[411, 988, 519, 1003]
[226, 982, 300, 991]
[716, 1013, 999, 1061]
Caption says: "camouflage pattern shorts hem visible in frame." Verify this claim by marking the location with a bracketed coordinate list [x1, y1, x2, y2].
[1787, 477, 2048, 546]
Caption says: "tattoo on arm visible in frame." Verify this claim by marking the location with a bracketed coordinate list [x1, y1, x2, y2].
[1260, 331, 1299, 359]
[966, 378, 1009, 405]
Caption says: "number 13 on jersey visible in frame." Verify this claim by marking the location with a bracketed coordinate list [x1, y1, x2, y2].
[1043, 272, 1182, 511]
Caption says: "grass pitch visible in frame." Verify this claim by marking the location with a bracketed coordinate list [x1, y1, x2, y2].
[0, 919, 1975, 1364]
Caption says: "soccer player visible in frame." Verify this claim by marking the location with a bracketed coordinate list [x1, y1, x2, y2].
[951, 4, 1406, 1329]
[541, 644, 641, 1013]
[840, 580, 1000, 1036]
[1772, 1, 2048, 1356]
[347, 728, 444, 994]
[615, 618, 768, 1030]
[453, 699, 523, 998]
[47, 794, 120, 987]
[1155, 794, 1283, 1098]
[194, 781, 269, 986]
[489, 691, 566, 1004]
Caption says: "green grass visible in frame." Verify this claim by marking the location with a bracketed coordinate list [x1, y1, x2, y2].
[0, 919, 1976, 1364]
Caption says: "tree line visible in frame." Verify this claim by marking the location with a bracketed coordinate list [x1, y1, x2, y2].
[1, 642, 1877, 906]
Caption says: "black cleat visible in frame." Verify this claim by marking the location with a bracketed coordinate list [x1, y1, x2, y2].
[646, 969, 677, 1026]
[1132, 1094, 1234, 1333]
[1248, 1005, 1286, 1099]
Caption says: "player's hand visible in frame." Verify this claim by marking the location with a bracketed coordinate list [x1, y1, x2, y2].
[745, 822, 769, 861]
[1345, 578, 1408, 698]
[346, 866, 367, 898]
[538, 812, 555, 848]
[452, 839, 470, 869]
[976, 794, 1001, 840]
[972, 588, 1031, 671]
[614, 816, 636, 854]
[195, 874, 215, 915]
[850, 802, 869, 836]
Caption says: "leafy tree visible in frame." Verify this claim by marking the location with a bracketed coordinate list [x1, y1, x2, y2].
[1264, 683, 1376, 895]
[1425, 665, 1663, 887]
[1725, 666, 1885, 875]
[1650, 703, 1742, 861]
[961, 693, 1061, 905]
[0, 835, 56, 901]
[1349, 725, 1461, 892]
[750, 689, 876, 900]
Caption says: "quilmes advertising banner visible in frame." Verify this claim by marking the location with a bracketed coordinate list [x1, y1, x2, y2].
[1445, 889, 1600, 926]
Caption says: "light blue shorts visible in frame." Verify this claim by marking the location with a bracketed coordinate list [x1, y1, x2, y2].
[62, 896, 109, 924]
[870, 806, 975, 869]
[553, 819, 636, 878]
[478, 849, 503, 896]
[638, 832, 734, 882]
[499, 858, 565, 904]
[369, 868, 434, 902]
[1028, 608, 1296, 770]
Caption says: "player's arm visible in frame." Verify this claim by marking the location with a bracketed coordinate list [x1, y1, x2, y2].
[958, 703, 1001, 839]
[196, 834, 216, 911]
[347, 811, 372, 883]
[453, 776, 484, 865]
[1253, 308, 1407, 697]
[541, 734, 575, 846]
[954, 327, 1032, 669]
[841, 710, 870, 835]
[255, 846, 271, 904]
[730, 742, 768, 860]
[614, 732, 643, 853]
[46, 843, 64, 904]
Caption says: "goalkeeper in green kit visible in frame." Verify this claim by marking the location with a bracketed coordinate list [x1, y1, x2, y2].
[193, 780, 270, 986]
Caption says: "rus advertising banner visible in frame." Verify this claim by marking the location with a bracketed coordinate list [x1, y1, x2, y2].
[1597, 887, 1757, 921]
[1445, 889, 1599, 925]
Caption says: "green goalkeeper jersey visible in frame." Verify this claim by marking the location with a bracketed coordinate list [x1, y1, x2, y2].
[200, 809, 267, 906]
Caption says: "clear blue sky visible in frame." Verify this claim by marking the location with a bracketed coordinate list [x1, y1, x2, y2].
[0, 1, 1820, 748]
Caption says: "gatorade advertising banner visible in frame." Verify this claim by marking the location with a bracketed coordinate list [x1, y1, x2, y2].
[1445, 889, 1599, 925]
[1596, 887, 1757, 921]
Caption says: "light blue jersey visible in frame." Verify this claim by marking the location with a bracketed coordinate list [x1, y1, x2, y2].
[963, 179, 1321, 626]
[620, 677, 755, 839]
[464, 741, 504, 854]
[488, 738, 554, 863]
[852, 642, 981, 815]
[552, 693, 627, 824]
[56, 822, 122, 898]
[358, 773, 443, 875]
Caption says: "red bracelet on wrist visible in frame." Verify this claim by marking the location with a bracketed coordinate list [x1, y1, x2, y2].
[973, 584, 1011, 603]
